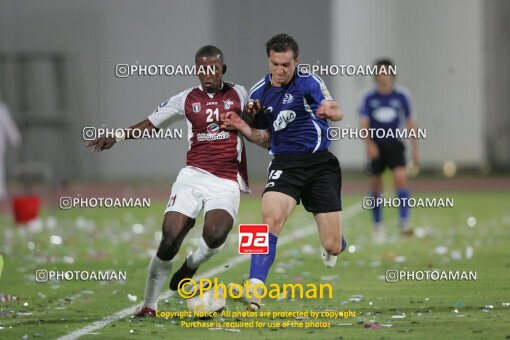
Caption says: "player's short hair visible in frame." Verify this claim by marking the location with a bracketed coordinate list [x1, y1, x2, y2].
[266, 33, 299, 58]
[374, 58, 395, 76]
[195, 45, 224, 63]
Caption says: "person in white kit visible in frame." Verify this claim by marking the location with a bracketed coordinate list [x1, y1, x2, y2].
[85, 46, 249, 317]
[0, 93, 22, 201]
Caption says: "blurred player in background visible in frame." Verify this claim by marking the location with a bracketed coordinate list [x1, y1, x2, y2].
[359, 58, 419, 242]
[86, 46, 249, 316]
[222, 33, 346, 311]
[0, 93, 22, 201]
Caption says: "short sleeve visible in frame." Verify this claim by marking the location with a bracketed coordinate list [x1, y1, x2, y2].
[306, 74, 334, 104]
[401, 92, 413, 118]
[147, 89, 189, 128]
[249, 79, 269, 130]
[359, 94, 370, 118]
[233, 84, 249, 111]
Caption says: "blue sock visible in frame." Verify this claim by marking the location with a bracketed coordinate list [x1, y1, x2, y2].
[397, 189, 410, 225]
[372, 193, 382, 225]
[249, 233, 278, 283]
[340, 235, 347, 253]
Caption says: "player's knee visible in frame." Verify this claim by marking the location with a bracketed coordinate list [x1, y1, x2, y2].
[262, 215, 285, 235]
[203, 223, 231, 249]
[157, 236, 180, 260]
[323, 239, 342, 256]
[157, 222, 184, 260]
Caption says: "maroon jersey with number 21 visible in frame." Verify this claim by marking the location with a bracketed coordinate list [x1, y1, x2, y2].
[148, 82, 249, 192]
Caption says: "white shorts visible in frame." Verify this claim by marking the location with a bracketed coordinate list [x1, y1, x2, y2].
[165, 167, 240, 220]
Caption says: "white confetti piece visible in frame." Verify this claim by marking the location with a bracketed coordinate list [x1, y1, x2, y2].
[450, 250, 462, 260]
[301, 244, 315, 255]
[50, 235, 63, 245]
[435, 246, 448, 255]
[467, 216, 477, 227]
[132, 224, 145, 234]
[414, 227, 426, 238]
[465, 246, 474, 259]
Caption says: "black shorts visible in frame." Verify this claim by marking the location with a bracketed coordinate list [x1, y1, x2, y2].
[263, 150, 342, 213]
[368, 140, 406, 175]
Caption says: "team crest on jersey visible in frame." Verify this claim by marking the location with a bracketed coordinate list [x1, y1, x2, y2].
[283, 93, 294, 105]
[192, 102, 201, 113]
[223, 98, 234, 110]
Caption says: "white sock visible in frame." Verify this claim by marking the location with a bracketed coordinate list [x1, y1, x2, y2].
[143, 255, 173, 310]
[186, 237, 223, 270]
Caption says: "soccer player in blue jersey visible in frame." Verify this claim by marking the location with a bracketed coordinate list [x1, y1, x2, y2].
[221, 33, 346, 310]
[359, 59, 419, 241]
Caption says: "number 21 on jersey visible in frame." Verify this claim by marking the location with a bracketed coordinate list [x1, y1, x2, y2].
[206, 108, 219, 122]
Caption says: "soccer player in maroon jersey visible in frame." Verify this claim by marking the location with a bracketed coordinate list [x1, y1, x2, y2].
[85, 46, 249, 317]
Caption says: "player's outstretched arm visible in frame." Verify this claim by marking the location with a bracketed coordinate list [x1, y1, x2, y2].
[316, 100, 343, 121]
[85, 119, 156, 153]
[220, 111, 271, 149]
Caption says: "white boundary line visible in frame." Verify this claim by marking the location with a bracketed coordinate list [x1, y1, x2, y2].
[57, 202, 363, 339]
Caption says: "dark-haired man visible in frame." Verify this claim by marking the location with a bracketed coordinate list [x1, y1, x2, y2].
[86, 46, 249, 317]
[222, 33, 346, 311]
[359, 59, 419, 242]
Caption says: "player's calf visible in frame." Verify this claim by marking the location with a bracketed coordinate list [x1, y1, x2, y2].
[139, 213, 195, 314]
[169, 237, 225, 291]
[321, 235, 347, 268]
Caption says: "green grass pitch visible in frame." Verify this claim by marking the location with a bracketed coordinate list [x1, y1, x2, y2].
[0, 191, 509, 339]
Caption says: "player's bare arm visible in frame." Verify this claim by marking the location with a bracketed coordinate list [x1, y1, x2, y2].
[360, 116, 379, 159]
[407, 117, 420, 166]
[316, 100, 343, 121]
[221, 111, 271, 148]
[85, 119, 156, 153]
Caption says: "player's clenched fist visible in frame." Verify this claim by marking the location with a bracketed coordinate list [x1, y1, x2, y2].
[245, 99, 263, 117]
[85, 137, 116, 152]
[220, 111, 246, 131]
[316, 100, 343, 121]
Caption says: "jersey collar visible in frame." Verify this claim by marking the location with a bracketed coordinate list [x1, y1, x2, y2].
[198, 82, 224, 94]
